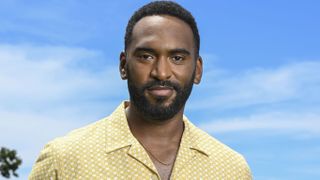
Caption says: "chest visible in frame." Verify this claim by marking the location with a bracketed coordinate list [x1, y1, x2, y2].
[57, 146, 243, 179]
[153, 160, 174, 180]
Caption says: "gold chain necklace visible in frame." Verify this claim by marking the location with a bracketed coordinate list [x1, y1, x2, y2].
[138, 140, 175, 166]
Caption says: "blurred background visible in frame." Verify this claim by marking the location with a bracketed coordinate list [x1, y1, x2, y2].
[0, 0, 319, 179]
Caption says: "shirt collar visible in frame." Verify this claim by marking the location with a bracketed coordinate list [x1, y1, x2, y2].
[104, 101, 211, 157]
[104, 102, 136, 153]
[182, 115, 211, 157]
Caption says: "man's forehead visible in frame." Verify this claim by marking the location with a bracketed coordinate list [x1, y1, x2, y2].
[129, 15, 195, 51]
[132, 15, 192, 33]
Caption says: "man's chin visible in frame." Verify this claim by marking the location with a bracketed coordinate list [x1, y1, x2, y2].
[147, 97, 174, 107]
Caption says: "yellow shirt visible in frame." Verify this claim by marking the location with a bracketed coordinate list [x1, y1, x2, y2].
[29, 102, 252, 179]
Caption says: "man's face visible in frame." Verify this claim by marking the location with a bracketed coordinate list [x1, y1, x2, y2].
[120, 15, 202, 121]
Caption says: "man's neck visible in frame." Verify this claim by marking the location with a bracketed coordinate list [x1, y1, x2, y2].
[124, 101, 184, 143]
[125, 101, 185, 179]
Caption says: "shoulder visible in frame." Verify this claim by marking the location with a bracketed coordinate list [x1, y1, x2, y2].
[52, 117, 108, 147]
[29, 117, 109, 179]
[46, 116, 110, 160]
[196, 126, 247, 161]
[187, 121, 252, 178]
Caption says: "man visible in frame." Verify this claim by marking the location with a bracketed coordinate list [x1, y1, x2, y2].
[29, 1, 252, 179]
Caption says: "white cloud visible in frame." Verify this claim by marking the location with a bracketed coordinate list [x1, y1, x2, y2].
[193, 60, 320, 136]
[0, 44, 126, 104]
[199, 111, 320, 135]
[190, 60, 320, 110]
[0, 110, 83, 165]
[0, 43, 127, 178]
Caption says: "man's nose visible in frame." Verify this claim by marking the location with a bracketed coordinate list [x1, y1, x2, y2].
[150, 56, 172, 81]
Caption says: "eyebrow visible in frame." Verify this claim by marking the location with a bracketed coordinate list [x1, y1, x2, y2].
[133, 47, 191, 56]
[169, 48, 191, 55]
[133, 47, 157, 54]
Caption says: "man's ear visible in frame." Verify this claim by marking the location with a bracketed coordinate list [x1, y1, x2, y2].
[194, 56, 203, 84]
[119, 52, 127, 80]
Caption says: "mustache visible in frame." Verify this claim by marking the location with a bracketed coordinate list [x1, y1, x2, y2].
[142, 80, 181, 91]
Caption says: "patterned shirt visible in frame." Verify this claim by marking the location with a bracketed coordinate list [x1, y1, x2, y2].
[29, 102, 252, 179]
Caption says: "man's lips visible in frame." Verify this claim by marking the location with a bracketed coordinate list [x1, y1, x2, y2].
[147, 86, 174, 97]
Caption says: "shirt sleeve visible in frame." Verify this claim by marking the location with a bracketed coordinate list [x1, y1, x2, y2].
[29, 142, 59, 180]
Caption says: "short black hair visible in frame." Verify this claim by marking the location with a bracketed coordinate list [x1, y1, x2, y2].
[125, 1, 200, 56]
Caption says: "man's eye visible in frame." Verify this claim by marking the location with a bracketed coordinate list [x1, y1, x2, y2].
[171, 56, 184, 62]
[139, 54, 154, 61]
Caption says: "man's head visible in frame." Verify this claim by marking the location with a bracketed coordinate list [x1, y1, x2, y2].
[120, 1, 202, 122]
[125, 1, 200, 57]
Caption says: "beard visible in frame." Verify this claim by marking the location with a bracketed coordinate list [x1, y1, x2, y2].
[127, 71, 195, 122]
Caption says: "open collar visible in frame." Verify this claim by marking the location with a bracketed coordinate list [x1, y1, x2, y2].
[182, 115, 211, 157]
[103, 102, 211, 174]
[104, 102, 157, 173]
[104, 102, 135, 153]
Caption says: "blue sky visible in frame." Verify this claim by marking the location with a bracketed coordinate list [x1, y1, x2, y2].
[0, 0, 319, 179]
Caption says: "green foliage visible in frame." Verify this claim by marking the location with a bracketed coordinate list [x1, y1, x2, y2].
[0, 147, 22, 178]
